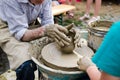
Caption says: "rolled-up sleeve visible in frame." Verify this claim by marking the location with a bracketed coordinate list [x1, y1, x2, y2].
[3, 1, 28, 40]
[39, 0, 54, 26]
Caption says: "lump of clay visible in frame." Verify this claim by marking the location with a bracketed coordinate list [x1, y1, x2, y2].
[61, 36, 75, 53]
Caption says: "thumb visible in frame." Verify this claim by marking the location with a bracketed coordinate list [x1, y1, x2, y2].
[55, 24, 69, 34]
[65, 23, 75, 30]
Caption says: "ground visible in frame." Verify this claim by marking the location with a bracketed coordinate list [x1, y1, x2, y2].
[63, 0, 120, 27]
[0, 0, 120, 80]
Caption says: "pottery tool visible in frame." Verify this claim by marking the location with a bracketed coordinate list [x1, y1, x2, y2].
[73, 50, 83, 58]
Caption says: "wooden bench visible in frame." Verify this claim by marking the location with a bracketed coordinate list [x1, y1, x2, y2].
[52, 4, 76, 25]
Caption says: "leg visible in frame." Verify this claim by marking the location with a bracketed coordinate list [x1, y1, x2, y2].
[79, 0, 92, 21]
[94, 0, 101, 17]
[100, 72, 120, 80]
[85, 0, 93, 14]
[86, 0, 101, 25]
[15, 60, 37, 80]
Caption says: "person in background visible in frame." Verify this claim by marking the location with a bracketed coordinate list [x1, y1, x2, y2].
[52, 0, 75, 18]
[77, 21, 120, 80]
[0, 0, 81, 80]
[79, 0, 102, 25]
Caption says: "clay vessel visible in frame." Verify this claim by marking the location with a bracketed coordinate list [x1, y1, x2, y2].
[61, 32, 75, 53]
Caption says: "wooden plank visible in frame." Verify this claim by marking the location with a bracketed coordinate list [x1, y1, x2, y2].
[52, 4, 76, 16]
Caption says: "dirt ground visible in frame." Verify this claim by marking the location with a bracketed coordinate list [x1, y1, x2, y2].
[0, 0, 120, 80]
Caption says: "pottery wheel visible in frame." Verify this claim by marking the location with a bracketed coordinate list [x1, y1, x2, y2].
[41, 42, 94, 71]
[41, 42, 79, 70]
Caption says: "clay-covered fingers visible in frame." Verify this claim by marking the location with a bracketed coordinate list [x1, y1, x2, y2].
[54, 24, 69, 34]
[54, 28, 71, 42]
[74, 30, 81, 47]
[70, 28, 81, 47]
[77, 56, 95, 71]
[54, 38, 64, 47]
[53, 24, 71, 46]
[65, 23, 75, 30]
[44, 24, 71, 46]
[77, 56, 89, 71]
[52, 32, 70, 47]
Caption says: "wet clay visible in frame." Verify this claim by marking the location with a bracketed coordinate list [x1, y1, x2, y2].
[60, 37, 75, 53]
[41, 42, 94, 70]
[41, 42, 79, 68]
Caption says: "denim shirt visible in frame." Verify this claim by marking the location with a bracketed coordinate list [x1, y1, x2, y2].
[0, 0, 54, 40]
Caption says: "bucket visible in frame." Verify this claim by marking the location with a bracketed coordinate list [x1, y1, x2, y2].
[32, 57, 90, 80]
[80, 29, 88, 40]
[88, 21, 113, 51]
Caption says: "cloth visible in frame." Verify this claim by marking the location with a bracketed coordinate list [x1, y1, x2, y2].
[15, 60, 37, 80]
[92, 21, 120, 77]
[0, 19, 53, 70]
[0, 0, 54, 40]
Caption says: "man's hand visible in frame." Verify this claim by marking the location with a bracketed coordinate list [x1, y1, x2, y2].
[69, 27, 81, 47]
[77, 56, 95, 71]
[44, 24, 71, 47]
[65, 23, 81, 47]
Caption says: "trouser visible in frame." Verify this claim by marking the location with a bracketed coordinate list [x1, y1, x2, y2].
[15, 60, 37, 80]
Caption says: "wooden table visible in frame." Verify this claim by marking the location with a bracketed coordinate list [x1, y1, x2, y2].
[52, 4, 76, 16]
[52, 4, 76, 25]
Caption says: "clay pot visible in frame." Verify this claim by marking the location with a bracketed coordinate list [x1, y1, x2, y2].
[61, 35, 75, 53]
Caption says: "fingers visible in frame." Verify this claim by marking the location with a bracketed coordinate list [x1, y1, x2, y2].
[55, 24, 69, 34]
[54, 38, 64, 47]
[74, 32, 81, 42]
[77, 57, 82, 66]
[54, 32, 70, 47]
[54, 29, 71, 43]
[48, 31, 71, 47]
[73, 29, 81, 47]
[65, 23, 75, 30]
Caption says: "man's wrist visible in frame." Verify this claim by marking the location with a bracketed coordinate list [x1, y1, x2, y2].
[38, 27, 45, 37]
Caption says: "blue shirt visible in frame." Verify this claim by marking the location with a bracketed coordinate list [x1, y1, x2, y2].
[0, 0, 54, 40]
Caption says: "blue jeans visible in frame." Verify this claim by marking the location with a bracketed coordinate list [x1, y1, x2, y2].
[15, 60, 37, 80]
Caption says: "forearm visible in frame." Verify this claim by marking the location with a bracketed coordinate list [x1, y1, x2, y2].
[21, 27, 45, 41]
[86, 66, 101, 80]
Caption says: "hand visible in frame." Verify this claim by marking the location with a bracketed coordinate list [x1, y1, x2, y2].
[70, 27, 81, 47]
[77, 56, 95, 71]
[43, 24, 71, 47]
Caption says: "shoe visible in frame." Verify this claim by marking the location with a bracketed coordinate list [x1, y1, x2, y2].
[87, 16, 100, 25]
[67, 11, 74, 19]
[79, 14, 90, 21]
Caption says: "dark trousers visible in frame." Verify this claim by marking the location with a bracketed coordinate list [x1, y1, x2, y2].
[15, 60, 37, 80]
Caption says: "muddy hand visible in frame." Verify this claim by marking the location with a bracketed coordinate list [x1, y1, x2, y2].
[69, 27, 81, 47]
[43, 24, 71, 47]
[77, 56, 95, 71]
[65, 23, 81, 47]
[65, 23, 75, 30]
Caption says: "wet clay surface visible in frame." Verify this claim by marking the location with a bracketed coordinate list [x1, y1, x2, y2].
[41, 42, 79, 69]
[41, 42, 94, 71]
